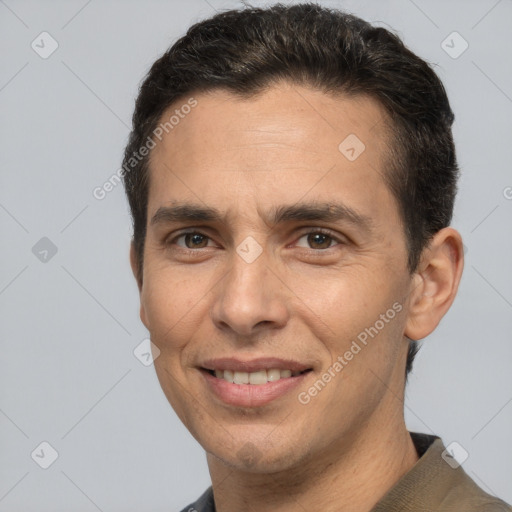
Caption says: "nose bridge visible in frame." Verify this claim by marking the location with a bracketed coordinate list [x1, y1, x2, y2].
[223, 245, 271, 311]
[211, 240, 288, 335]
[227, 228, 270, 291]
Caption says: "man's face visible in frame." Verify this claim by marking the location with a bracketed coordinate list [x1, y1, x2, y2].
[136, 82, 416, 472]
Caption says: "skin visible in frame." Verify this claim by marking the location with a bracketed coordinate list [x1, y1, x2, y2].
[130, 81, 464, 512]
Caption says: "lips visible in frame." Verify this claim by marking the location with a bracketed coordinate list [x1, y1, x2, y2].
[199, 357, 314, 407]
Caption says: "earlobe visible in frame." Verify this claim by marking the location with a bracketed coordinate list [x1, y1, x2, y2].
[404, 227, 464, 341]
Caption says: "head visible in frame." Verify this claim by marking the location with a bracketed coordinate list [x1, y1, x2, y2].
[122, 3, 463, 473]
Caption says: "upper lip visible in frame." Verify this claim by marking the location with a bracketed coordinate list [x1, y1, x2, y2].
[200, 357, 313, 373]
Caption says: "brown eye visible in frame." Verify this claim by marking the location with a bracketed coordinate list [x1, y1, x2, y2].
[307, 232, 333, 249]
[175, 232, 211, 249]
[295, 230, 340, 250]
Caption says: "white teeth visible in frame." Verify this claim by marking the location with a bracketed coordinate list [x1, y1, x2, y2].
[267, 369, 281, 382]
[249, 370, 268, 385]
[223, 370, 234, 383]
[212, 368, 305, 384]
[233, 371, 249, 384]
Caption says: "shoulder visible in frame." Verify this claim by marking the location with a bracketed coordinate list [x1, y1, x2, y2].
[372, 433, 512, 512]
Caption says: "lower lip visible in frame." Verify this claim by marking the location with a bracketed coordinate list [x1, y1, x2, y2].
[200, 369, 311, 407]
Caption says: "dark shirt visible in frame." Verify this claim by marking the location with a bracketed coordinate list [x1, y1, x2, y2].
[180, 432, 511, 512]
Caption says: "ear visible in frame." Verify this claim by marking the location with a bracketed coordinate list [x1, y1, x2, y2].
[404, 227, 464, 341]
[130, 241, 148, 328]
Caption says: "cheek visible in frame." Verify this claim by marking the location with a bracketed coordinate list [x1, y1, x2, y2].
[296, 265, 407, 357]
[292, 266, 373, 327]
[141, 266, 204, 349]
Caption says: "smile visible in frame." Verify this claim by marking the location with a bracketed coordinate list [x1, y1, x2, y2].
[206, 368, 311, 385]
[199, 367, 313, 408]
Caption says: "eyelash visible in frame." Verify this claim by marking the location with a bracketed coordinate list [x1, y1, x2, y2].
[165, 228, 345, 253]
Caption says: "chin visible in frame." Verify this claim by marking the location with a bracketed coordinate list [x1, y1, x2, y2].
[204, 433, 307, 474]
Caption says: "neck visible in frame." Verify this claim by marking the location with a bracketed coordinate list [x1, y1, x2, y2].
[207, 413, 419, 512]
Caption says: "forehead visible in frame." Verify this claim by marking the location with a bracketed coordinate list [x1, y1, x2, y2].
[152, 83, 391, 164]
[147, 82, 397, 225]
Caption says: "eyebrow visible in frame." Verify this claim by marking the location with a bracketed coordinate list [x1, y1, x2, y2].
[150, 201, 374, 233]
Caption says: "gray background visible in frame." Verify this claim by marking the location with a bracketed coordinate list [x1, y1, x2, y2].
[1, 0, 511, 510]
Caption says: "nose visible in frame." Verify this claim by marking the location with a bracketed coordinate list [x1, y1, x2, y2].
[210, 246, 290, 337]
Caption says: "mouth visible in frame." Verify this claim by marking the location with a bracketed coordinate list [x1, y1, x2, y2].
[198, 358, 314, 407]
[202, 367, 312, 385]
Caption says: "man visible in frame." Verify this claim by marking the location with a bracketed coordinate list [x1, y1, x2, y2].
[121, 3, 511, 511]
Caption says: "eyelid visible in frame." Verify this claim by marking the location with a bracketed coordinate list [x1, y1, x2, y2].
[293, 227, 346, 249]
[166, 229, 218, 248]
[165, 227, 347, 249]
